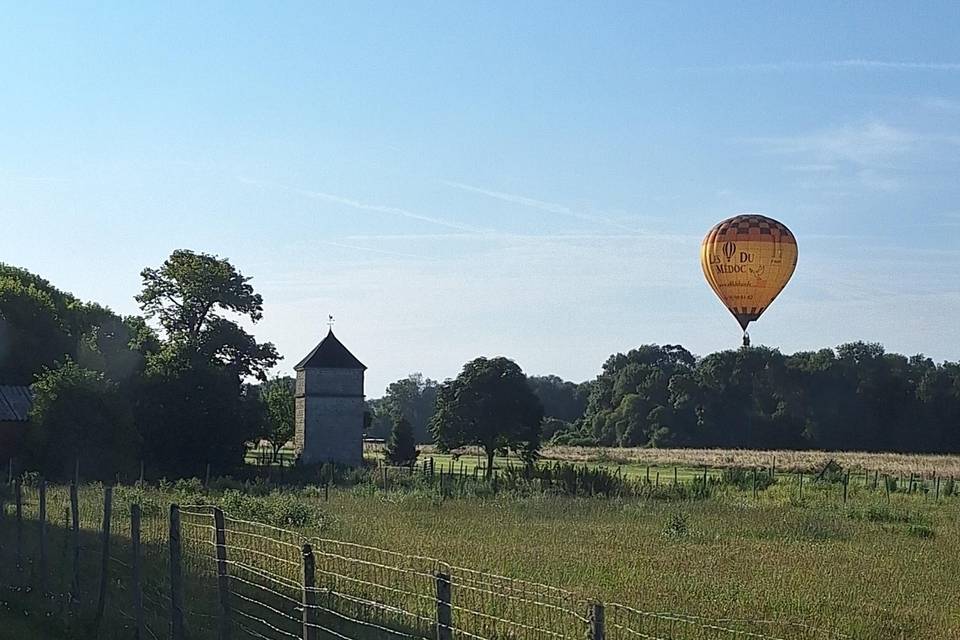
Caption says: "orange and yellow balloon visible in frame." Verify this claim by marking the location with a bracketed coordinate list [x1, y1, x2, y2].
[700, 214, 798, 343]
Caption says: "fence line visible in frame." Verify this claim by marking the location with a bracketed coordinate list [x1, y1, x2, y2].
[0, 482, 858, 640]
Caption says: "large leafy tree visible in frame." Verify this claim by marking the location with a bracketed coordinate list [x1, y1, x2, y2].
[137, 249, 278, 379]
[134, 250, 279, 476]
[430, 357, 543, 476]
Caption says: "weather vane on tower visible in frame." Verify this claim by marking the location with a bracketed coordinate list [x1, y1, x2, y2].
[328, 314, 335, 330]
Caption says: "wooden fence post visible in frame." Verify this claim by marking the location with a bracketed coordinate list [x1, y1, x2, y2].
[302, 543, 318, 640]
[94, 486, 113, 632]
[798, 472, 803, 500]
[14, 479, 22, 574]
[38, 480, 47, 594]
[935, 477, 941, 502]
[74, 457, 80, 487]
[169, 504, 185, 640]
[843, 472, 849, 504]
[435, 571, 452, 640]
[70, 483, 80, 603]
[752, 467, 758, 498]
[589, 602, 605, 640]
[213, 507, 233, 640]
[131, 504, 146, 640]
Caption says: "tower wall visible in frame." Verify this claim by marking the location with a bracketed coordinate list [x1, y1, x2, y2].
[295, 367, 365, 466]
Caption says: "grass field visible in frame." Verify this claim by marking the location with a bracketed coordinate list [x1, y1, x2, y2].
[4, 450, 959, 639]
[5, 474, 960, 638]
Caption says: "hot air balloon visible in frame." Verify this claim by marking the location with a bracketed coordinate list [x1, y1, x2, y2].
[700, 214, 797, 346]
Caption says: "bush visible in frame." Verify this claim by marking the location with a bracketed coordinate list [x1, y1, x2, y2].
[663, 512, 689, 539]
[218, 490, 325, 528]
[720, 467, 775, 491]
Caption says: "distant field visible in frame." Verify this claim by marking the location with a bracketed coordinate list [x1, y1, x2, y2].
[364, 443, 960, 478]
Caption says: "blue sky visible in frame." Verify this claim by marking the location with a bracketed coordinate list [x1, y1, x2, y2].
[3, 2, 960, 395]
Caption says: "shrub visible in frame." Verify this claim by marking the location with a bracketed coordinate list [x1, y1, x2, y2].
[663, 511, 689, 539]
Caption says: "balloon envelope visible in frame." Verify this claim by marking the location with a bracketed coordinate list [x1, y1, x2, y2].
[700, 214, 798, 331]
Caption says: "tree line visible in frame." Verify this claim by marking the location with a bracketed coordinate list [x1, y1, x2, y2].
[373, 348, 960, 456]
[3, 254, 959, 483]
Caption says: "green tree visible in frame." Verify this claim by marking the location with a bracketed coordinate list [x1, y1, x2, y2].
[430, 357, 543, 477]
[134, 250, 280, 476]
[261, 377, 295, 462]
[136, 249, 278, 379]
[377, 373, 440, 443]
[27, 359, 139, 481]
[527, 375, 590, 422]
[384, 417, 419, 467]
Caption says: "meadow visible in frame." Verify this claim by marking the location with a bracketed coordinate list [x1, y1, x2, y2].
[2, 453, 959, 639]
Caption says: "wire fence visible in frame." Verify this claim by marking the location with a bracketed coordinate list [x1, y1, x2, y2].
[0, 481, 850, 640]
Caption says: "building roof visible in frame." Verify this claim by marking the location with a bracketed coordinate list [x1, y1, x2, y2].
[0, 386, 32, 422]
[295, 330, 367, 371]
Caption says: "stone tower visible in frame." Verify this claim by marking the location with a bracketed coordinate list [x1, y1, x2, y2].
[294, 330, 366, 466]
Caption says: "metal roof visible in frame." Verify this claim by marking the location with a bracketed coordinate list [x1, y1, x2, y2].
[0, 386, 32, 422]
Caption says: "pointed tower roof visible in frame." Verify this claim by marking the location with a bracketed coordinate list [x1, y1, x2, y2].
[295, 330, 366, 371]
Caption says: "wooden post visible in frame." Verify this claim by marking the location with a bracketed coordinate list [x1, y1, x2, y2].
[873, 470, 879, 490]
[74, 457, 80, 487]
[139, 460, 145, 484]
[935, 477, 941, 502]
[843, 472, 849, 504]
[702, 466, 708, 487]
[213, 507, 233, 640]
[771, 456, 776, 479]
[13, 478, 23, 572]
[205, 463, 212, 489]
[38, 480, 47, 594]
[302, 544, 318, 640]
[673, 467, 678, 486]
[645, 466, 650, 483]
[14, 479, 22, 574]
[435, 571, 452, 640]
[798, 472, 803, 500]
[752, 467, 758, 498]
[884, 475, 891, 501]
[131, 504, 146, 640]
[94, 486, 113, 632]
[169, 504, 185, 640]
[324, 482, 329, 502]
[589, 602, 605, 640]
[70, 483, 81, 603]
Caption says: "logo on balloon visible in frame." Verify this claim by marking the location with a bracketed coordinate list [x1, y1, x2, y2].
[722, 241, 736, 262]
